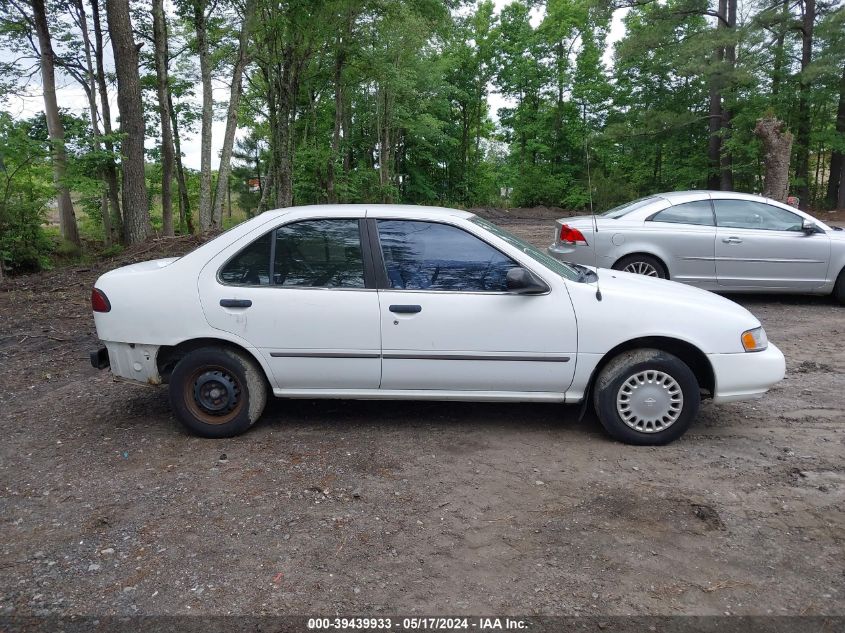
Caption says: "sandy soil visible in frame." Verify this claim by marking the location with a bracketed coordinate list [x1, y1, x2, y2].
[1, 219, 843, 618]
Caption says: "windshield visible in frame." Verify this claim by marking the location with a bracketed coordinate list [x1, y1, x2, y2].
[602, 196, 660, 219]
[470, 216, 580, 281]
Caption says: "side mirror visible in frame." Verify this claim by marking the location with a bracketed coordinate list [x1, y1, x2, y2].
[802, 219, 819, 234]
[506, 267, 549, 295]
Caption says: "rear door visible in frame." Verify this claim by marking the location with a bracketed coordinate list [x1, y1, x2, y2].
[713, 199, 830, 289]
[371, 218, 577, 394]
[198, 214, 382, 390]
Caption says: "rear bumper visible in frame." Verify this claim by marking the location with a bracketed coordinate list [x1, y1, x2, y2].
[94, 341, 162, 385]
[548, 243, 613, 268]
[708, 343, 786, 403]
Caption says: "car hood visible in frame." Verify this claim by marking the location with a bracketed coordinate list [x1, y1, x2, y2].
[566, 268, 762, 354]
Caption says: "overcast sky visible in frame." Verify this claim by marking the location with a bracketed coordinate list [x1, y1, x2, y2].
[3, 1, 628, 171]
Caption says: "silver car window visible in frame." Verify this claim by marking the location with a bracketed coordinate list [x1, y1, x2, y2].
[602, 196, 661, 219]
[650, 200, 714, 226]
[714, 200, 803, 232]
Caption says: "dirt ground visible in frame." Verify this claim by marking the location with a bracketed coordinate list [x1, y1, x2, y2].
[1, 216, 844, 619]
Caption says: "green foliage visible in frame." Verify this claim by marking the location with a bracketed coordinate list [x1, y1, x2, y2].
[0, 113, 55, 273]
[2, 0, 845, 276]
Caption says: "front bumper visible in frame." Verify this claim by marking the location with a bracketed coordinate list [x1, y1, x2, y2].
[708, 343, 786, 403]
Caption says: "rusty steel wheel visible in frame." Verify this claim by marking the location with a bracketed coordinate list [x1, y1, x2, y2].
[169, 347, 267, 438]
[183, 365, 244, 425]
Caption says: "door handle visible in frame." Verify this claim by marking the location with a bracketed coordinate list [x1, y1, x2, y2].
[220, 299, 252, 308]
[722, 237, 743, 244]
[389, 304, 422, 314]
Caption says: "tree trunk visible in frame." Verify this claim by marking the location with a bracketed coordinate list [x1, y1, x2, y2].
[327, 32, 346, 204]
[106, 0, 150, 244]
[754, 116, 793, 203]
[31, 0, 80, 246]
[211, 0, 255, 228]
[342, 91, 352, 174]
[194, 0, 213, 231]
[770, 0, 789, 97]
[838, 160, 845, 209]
[169, 93, 193, 233]
[379, 85, 392, 202]
[257, 160, 273, 213]
[825, 64, 845, 209]
[270, 55, 297, 209]
[707, 83, 722, 190]
[795, 0, 815, 210]
[73, 0, 111, 246]
[719, 0, 736, 191]
[91, 0, 122, 241]
[152, 0, 174, 236]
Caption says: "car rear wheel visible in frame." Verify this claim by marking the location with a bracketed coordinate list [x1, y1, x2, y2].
[612, 254, 668, 279]
[592, 349, 700, 445]
[169, 347, 267, 438]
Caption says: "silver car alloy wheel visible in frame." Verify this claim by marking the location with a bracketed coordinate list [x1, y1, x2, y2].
[616, 370, 684, 433]
[623, 261, 660, 277]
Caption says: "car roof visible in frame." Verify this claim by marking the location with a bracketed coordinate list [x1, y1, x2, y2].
[617, 191, 830, 230]
[258, 203, 475, 221]
[655, 190, 778, 204]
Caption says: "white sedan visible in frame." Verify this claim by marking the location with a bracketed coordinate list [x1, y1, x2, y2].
[90, 205, 785, 445]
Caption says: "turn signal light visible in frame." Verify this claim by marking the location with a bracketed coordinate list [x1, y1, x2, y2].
[560, 224, 588, 245]
[91, 288, 111, 313]
[741, 327, 768, 352]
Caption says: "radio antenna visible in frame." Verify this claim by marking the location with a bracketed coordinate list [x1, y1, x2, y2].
[583, 106, 602, 301]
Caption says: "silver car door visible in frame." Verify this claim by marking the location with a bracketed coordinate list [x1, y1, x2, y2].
[713, 199, 831, 289]
[641, 199, 716, 286]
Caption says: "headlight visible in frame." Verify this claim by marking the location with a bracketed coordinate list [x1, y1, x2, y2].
[741, 326, 768, 352]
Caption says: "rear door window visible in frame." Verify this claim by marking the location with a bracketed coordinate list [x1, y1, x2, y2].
[219, 232, 272, 285]
[273, 219, 365, 288]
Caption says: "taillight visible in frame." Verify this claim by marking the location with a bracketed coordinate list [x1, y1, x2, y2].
[91, 288, 111, 313]
[559, 224, 588, 245]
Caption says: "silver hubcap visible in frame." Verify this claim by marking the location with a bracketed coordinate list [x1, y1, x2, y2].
[624, 261, 659, 277]
[616, 370, 683, 433]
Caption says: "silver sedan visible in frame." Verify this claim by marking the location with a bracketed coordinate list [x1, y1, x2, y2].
[548, 191, 845, 303]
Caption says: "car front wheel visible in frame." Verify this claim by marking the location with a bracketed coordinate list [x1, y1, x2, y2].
[593, 349, 700, 445]
[612, 254, 668, 279]
[169, 347, 267, 438]
[833, 268, 845, 305]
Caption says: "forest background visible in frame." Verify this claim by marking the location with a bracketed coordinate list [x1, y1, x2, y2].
[0, 0, 843, 274]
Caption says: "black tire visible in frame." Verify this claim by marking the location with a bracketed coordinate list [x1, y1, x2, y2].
[592, 348, 700, 446]
[169, 347, 267, 438]
[612, 254, 668, 279]
[834, 268, 845, 305]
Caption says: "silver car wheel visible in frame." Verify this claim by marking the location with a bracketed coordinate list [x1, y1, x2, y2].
[616, 370, 684, 433]
[623, 261, 659, 277]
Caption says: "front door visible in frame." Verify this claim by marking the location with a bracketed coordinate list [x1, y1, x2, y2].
[198, 216, 382, 390]
[713, 199, 830, 289]
[372, 219, 577, 393]
[642, 199, 716, 286]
